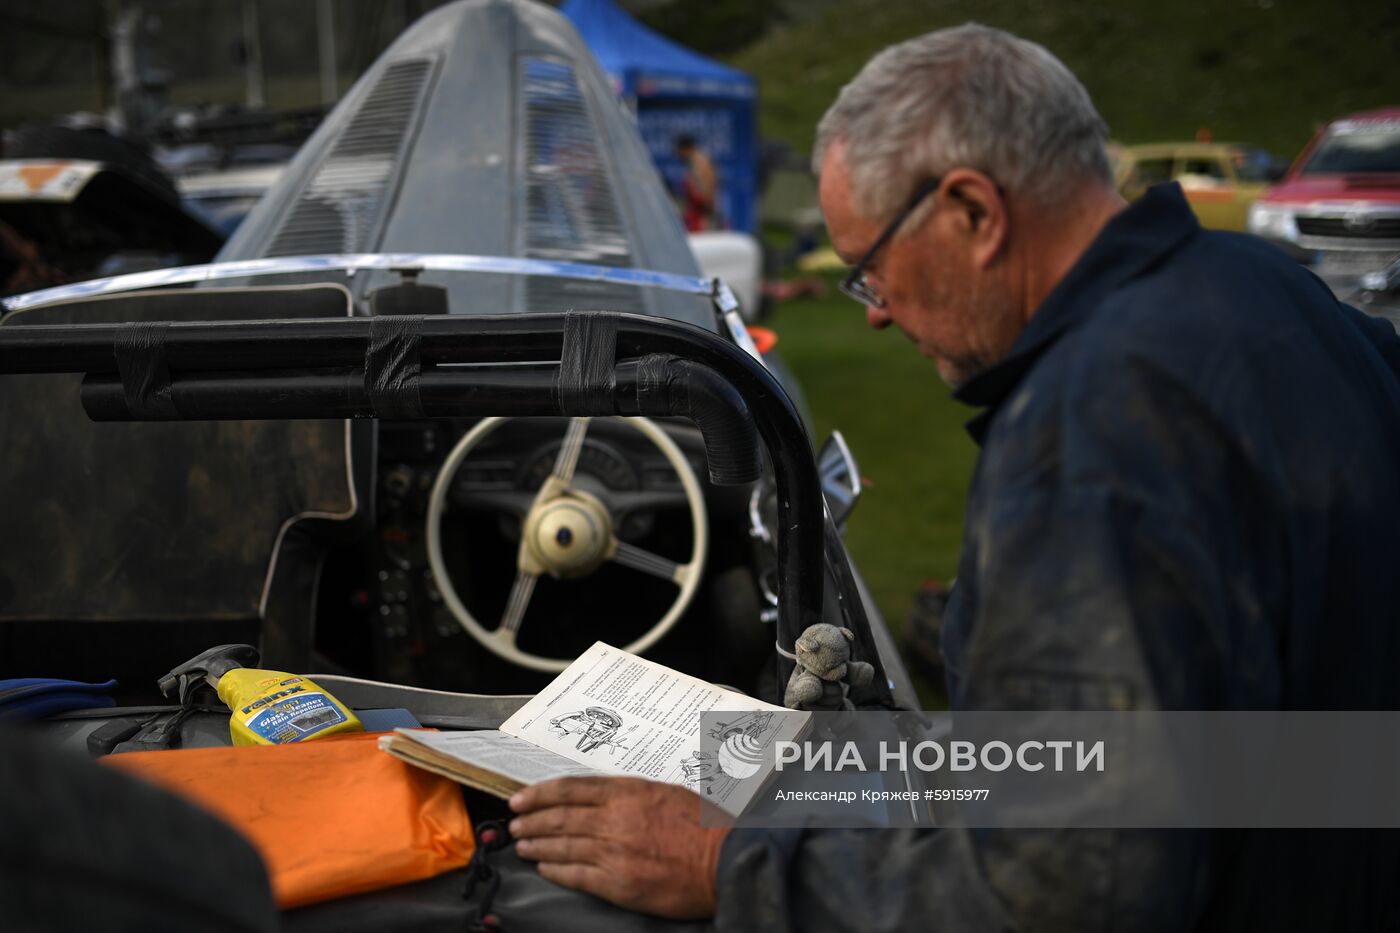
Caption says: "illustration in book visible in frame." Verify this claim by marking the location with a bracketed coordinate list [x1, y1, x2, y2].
[548, 706, 634, 754]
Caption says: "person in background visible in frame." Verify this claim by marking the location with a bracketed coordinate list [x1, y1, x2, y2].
[675, 133, 718, 232]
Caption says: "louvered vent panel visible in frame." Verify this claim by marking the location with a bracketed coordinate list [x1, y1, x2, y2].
[266, 59, 433, 257]
[520, 57, 643, 313]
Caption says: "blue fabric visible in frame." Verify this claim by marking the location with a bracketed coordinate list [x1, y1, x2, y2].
[561, 0, 759, 231]
[560, 0, 754, 100]
[355, 708, 421, 731]
[0, 678, 118, 720]
[716, 183, 1400, 931]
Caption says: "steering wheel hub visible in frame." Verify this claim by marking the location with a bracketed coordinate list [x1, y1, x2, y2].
[524, 493, 612, 579]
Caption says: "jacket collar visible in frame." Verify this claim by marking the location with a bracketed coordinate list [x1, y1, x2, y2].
[953, 183, 1201, 443]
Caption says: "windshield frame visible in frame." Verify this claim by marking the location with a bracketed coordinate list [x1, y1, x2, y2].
[1, 253, 719, 314]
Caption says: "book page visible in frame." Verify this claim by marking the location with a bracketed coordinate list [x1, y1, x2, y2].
[500, 641, 806, 813]
[384, 730, 600, 785]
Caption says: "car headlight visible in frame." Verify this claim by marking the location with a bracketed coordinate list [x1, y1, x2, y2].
[1248, 203, 1299, 242]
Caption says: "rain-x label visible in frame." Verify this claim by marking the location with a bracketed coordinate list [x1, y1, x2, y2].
[241, 690, 348, 743]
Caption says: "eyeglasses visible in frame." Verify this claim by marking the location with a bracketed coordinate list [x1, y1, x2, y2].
[839, 177, 943, 309]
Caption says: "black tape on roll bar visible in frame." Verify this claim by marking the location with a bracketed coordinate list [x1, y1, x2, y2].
[558, 311, 619, 415]
[632, 352, 762, 485]
[635, 352, 675, 410]
[364, 315, 425, 419]
[113, 322, 179, 419]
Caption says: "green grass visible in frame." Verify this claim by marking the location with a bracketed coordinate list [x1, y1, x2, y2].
[731, 0, 1400, 159]
[768, 275, 979, 700]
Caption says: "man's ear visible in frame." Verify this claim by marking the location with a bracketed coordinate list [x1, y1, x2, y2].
[941, 168, 1008, 268]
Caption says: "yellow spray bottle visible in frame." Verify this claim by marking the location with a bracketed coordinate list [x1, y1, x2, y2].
[159, 644, 363, 746]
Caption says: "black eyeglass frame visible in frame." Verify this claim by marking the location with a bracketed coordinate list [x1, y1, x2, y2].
[838, 176, 943, 309]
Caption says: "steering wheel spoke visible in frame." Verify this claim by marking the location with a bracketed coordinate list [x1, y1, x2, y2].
[498, 570, 539, 636]
[486, 626, 520, 651]
[610, 539, 693, 586]
[551, 417, 591, 483]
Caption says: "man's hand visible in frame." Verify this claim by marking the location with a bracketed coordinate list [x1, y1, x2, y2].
[509, 776, 731, 919]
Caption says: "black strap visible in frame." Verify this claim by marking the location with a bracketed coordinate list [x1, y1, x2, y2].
[111, 708, 195, 754]
[86, 716, 155, 757]
[364, 315, 425, 419]
[463, 819, 512, 931]
[114, 322, 179, 419]
[557, 311, 618, 415]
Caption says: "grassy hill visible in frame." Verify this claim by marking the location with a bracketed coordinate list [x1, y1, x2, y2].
[729, 0, 1400, 159]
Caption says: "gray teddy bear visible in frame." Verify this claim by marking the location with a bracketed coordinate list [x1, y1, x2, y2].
[783, 623, 875, 709]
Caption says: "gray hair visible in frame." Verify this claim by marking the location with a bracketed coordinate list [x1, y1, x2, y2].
[813, 24, 1112, 218]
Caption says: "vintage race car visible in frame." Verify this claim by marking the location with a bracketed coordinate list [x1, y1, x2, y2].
[0, 2, 916, 929]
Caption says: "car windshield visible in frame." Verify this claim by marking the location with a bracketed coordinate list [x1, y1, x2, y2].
[1301, 121, 1400, 175]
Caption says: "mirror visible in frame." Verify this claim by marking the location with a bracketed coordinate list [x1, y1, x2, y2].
[818, 431, 862, 530]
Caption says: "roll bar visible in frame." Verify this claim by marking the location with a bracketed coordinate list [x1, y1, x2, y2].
[0, 310, 893, 706]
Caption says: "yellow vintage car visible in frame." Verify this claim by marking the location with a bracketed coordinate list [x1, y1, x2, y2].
[1113, 143, 1287, 232]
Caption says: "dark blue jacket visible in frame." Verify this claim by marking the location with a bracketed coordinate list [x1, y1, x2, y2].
[717, 185, 1400, 931]
[944, 183, 1400, 717]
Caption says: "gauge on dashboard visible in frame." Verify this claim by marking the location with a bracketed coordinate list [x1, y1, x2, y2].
[520, 438, 638, 492]
[520, 438, 661, 541]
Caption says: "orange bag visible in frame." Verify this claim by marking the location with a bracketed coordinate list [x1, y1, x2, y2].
[104, 732, 475, 908]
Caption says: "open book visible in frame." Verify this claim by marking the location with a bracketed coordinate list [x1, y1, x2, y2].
[379, 641, 807, 817]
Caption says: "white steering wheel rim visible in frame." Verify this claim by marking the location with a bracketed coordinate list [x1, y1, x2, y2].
[426, 416, 709, 672]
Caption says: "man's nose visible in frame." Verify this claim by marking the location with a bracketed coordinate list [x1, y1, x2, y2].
[866, 305, 893, 329]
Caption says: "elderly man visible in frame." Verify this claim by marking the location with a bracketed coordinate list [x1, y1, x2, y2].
[510, 24, 1400, 929]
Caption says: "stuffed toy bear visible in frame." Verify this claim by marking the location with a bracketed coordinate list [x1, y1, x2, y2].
[784, 623, 875, 709]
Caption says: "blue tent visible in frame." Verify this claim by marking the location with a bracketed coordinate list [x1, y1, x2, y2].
[562, 0, 759, 233]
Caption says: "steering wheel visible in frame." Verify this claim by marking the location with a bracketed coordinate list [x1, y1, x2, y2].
[426, 416, 708, 672]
